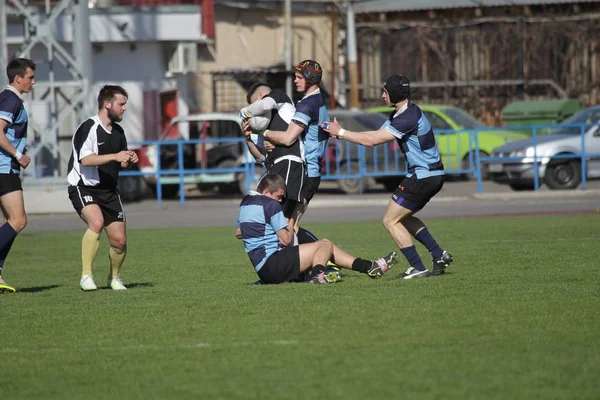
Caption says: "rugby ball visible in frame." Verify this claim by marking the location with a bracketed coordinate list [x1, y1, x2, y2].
[248, 113, 271, 133]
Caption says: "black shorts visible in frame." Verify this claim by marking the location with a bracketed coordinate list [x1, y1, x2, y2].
[270, 160, 305, 219]
[257, 246, 301, 284]
[0, 173, 22, 197]
[68, 185, 126, 224]
[391, 175, 444, 212]
[301, 176, 321, 205]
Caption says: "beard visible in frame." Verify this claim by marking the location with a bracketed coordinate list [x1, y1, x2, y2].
[108, 108, 123, 122]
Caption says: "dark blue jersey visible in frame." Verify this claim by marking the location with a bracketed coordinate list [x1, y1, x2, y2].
[0, 86, 28, 174]
[236, 193, 288, 271]
[291, 89, 330, 178]
[381, 103, 444, 178]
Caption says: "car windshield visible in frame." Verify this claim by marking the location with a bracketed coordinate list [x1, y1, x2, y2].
[330, 113, 388, 131]
[443, 108, 483, 129]
[550, 107, 600, 135]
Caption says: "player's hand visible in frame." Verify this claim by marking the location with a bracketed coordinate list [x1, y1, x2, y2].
[243, 129, 253, 143]
[19, 154, 31, 168]
[114, 150, 132, 163]
[264, 140, 275, 152]
[241, 119, 252, 135]
[128, 151, 139, 164]
[321, 117, 343, 138]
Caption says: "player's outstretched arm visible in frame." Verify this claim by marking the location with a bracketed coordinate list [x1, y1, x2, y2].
[321, 117, 395, 147]
[263, 122, 303, 147]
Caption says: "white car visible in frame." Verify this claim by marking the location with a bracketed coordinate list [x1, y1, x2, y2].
[134, 113, 261, 197]
[489, 106, 600, 190]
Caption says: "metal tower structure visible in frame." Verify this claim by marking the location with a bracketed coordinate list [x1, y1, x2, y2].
[1, 0, 93, 178]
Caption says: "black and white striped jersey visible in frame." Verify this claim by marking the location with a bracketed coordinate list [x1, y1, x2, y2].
[67, 115, 128, 189]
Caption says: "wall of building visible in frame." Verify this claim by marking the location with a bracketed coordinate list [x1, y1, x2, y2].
[197, 5, 335, 112]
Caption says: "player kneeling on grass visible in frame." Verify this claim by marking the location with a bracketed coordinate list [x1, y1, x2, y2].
[235, 173, 397, 284]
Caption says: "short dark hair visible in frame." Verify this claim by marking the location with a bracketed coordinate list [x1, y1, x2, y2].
[6, 58, 36, 83]
[257, 173, 286, 194]
[246, 82, 270, 104]
[97, 85, 128, 110]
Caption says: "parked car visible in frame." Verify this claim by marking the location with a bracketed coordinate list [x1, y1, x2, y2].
[489, 105, 600, 190]
[135, 113, 262, 197]
[326, 109, 406, 193]
[368, 104, 529, 178]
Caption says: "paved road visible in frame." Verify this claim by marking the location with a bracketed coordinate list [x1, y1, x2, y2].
[25, 180, 600, 232]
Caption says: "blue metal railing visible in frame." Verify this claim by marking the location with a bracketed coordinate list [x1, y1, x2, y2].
[23, 122, 600, 203]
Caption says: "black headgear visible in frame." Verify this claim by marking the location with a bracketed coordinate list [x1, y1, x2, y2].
[295, 60, 323, 85]
[383, 75, 411, 104]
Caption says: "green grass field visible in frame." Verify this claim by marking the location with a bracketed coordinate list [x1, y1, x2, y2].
[3, 214, 600, 399]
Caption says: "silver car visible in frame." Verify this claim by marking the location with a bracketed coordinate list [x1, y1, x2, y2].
[489, 106, 600, 190]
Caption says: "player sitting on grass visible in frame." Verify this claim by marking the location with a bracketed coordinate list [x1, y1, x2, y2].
[235, 173, 397, 284]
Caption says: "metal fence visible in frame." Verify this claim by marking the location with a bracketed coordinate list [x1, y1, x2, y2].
[105, 122, 600, 204]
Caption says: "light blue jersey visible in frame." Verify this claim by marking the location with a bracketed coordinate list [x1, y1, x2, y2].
[382, 103, 444, 179]
[291, 89, 330, 178]
[0, 86, 28, 174]
[237, 193, 288, 271]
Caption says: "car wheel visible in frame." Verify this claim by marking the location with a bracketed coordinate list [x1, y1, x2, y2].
[148, 183, 179, 198]
[462, 151, 490, 181]
[544, 160, 581, 190]
[216, 159, 241, 195]
[118, 174, 143, 203]
[336, 161, 369, 194]
[509, 182, 535, 191]
[381, 177, 401, 192]
[237, 164, 264, 194]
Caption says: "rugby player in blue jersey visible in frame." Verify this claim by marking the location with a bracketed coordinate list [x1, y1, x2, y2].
[236, 173, 396, 284]
[0, 58, 35, 293]
[257, 60, 330, 239]
[322, 75, 453, 279]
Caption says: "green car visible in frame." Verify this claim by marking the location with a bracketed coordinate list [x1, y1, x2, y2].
[368, 105, 529, 178]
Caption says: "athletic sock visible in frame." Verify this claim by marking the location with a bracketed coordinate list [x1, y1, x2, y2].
[400, 246, 427, 271]
[81, 229, 100, 276]
[0, 223, 18, 275]
[351, 258, 372, 274]
[297, 227, 319, 244]
[414, 228, 443, 259]
[109, 246, 127, 279]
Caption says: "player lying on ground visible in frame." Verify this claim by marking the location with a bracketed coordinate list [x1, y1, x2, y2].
[235, 173, 397, 284]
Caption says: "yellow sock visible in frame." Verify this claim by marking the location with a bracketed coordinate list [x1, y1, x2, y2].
[82, 229, 101, 276]
[109, 246, 127, 279]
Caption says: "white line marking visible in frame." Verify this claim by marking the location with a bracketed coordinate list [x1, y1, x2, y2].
[5, 340, 300, 354]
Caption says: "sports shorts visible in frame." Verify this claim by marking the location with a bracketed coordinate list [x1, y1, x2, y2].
[391, 175, 444, 212]
[257, 246, 301, 284]
[301, 176, 321, 205]
[68, 185, 126, 224]
[0, 173, 22, 196]
[270, 159, 305, 219]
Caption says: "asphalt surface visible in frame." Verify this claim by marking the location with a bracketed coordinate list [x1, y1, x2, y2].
[25, 180, 600, 232]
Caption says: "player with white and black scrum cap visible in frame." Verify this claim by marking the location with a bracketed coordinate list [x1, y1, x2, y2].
[240, 82, 304, 221]
[67, 85, 139, 291]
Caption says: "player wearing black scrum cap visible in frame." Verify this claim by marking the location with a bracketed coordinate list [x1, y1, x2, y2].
[322, 75, 454, 280]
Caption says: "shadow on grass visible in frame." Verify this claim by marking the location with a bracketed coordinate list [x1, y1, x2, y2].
[97, 282, 154, 290]
[18, 285, 61, 293]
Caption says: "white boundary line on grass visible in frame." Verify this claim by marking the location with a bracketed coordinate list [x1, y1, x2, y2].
[5, 340, 300, 354]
